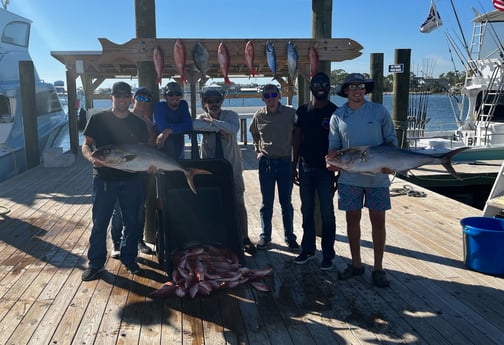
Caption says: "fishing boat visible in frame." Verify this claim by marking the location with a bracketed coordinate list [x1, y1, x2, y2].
[0, 8, 67, 183]
[408, 8, 504, 162]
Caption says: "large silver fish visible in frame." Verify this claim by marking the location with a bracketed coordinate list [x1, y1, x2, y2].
[266, 40, 277, 80]
[91, 144, 211, 194]
[192, 42, 209, 78]
[326, 145, 470, 178]
[287, 41, 298, 81]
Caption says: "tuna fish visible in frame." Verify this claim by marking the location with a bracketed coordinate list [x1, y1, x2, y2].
[326, 145, 470, 179]
[217, 42, 231, 85]
[266, 40, 277, 79]
[309, 46, 319, 78]
[91, 144, 211, 193]
[174, 38, 187, 83]
[287, 41, 298, 81]
[192, 42, 209, 78]
[244, 40, 257, 78]
[153, 45, 164, 85]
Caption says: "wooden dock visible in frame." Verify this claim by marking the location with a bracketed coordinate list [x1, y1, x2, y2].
[1, 145, 503, 344]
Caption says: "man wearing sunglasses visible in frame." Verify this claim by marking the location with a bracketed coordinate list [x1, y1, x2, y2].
[326, 73, 397, 287]
[193, 88, 257, 256]
[249, 84, 299, 251]
[292, 72, 337, 271]
[153, 81, 192, 159]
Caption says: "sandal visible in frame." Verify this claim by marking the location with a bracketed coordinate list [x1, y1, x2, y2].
[372, 269, 390, 287]
[337, 264, 365, 280]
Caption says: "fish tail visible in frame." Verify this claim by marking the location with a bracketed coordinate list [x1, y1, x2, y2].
[440, 147, 470, 180]
[224, 76, 231, 85]
[185, 168, 212, 194]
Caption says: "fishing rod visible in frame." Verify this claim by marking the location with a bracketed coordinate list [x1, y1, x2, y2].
[449, 0, 471, 58]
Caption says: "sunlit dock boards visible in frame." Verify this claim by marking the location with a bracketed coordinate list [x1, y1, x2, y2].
[0, 145, 503, 344]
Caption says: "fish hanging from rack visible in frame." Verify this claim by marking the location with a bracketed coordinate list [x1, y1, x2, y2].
[217, 42, 231, 85]
[192, 42, 209, 79]
[174, 38, 187, 83]
[153, 45, 164, 86]
[287, 41, 298, 81]
[309, 46, 319, 78]
[419, 0, 443, 33]
[266, 40, 277, 80]
[244, 40, 257, 78]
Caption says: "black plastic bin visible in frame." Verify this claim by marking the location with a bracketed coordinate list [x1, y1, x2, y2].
[155, 131, 244, 275]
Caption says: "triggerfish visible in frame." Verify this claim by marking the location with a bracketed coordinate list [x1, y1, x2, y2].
[153, 45, 164, 85]
[174, 38, 187, 83]
[192, 42, 209, 78]
[287, 41, 298, 81]
[217, 42, 231, 85]
[326, 145, 470, 179]
[266, 40, 277, 80]
[91, 144, 211, 194]
[244, 40, 257, 78]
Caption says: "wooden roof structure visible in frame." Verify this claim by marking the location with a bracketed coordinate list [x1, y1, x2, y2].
[51, 37, 363, 89]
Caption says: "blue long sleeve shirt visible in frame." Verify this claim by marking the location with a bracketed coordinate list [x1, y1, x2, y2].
[153, 100, 192, 134]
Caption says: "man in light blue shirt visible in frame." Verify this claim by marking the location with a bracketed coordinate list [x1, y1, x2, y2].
[327, 73, 397, 287]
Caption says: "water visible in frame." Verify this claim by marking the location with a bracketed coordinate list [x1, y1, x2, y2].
[92, 93, 461, 142]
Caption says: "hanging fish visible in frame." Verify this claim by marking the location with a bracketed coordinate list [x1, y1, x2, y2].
[153, 45, 164, 86]
[192, 42, 209, 78]
[309, 46, 319, 78]
[266, 40, 277, 80]
[244, 40, 257, 78]
[174, 38, 187, 83]
[217, 42, 231, 85]
[287, 41, 298, 81]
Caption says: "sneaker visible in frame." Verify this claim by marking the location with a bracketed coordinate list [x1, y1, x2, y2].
[294, 252, 315, 264]
[320, 258, 334, 271]
[81, 267, 104, 281]
[138, 240, 154, 254]
[256, 238, 271, 250]
[286, 239, 300, 250]
[125, 262, 143, 275]
[111, 243, 120, 259]
[372, 269, 390, 287]
[243, 238, 257, 255]
[337, 264, 365, 280]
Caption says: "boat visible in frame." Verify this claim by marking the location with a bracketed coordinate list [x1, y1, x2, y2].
[407, 8, 504, 162]
[0, 8, 68, 183]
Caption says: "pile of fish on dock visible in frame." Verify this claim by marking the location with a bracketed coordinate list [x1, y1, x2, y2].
[151, 245, 273, 299]
[153, 39, 320, 86]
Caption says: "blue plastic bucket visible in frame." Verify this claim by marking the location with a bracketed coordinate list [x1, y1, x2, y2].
[461, 217, 504, 275]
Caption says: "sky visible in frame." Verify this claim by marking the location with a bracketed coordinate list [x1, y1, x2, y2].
[4, 0, 497, 89]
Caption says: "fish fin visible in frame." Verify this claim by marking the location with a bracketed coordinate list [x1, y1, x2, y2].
[185, 168, 212, 194]
[440, 147, 470, 180]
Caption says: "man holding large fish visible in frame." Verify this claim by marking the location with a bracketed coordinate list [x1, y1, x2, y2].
[326, 73, 397, 287]
[81, 82, 151, 281]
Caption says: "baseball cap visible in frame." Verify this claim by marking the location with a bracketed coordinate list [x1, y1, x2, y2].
[164, 82, 183, 94]
[111, 82, 132, 96]
[262, 84, 280, 94]
[202, 88, 224, 100]
[134, 87, 153, 98]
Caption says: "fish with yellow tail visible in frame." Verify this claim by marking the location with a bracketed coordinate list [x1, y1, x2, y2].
[91, 144, 211, 194]
[153, 45, 164, 85]
[326, 145, 470, 179]
[174, 38, 187, 83]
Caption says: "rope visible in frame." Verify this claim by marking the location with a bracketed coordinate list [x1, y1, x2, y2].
[390, 184, 427, 198]
[0, 205, 10, 216]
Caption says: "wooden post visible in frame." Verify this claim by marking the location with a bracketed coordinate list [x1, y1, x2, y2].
[392, 49, 411, 149]
[135, 0, 158, 244]
[135, 0, 158, 102]
[66, 70, 79, 155]
[19, 61, 39, 169]
[370, 53, 384, 104]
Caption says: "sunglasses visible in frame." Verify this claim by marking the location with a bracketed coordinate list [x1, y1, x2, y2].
[348, 83, 366, 91]
[165, 91, 182, 97]
[135, 95, 151, 103]
[311, 82, 329, 89]
[263, 92, 278, 99]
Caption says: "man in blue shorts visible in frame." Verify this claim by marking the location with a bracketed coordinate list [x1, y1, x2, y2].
[326, 73, 397, 287]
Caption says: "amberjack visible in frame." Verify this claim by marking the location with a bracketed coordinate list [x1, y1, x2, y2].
[91, 144, 211, 194]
